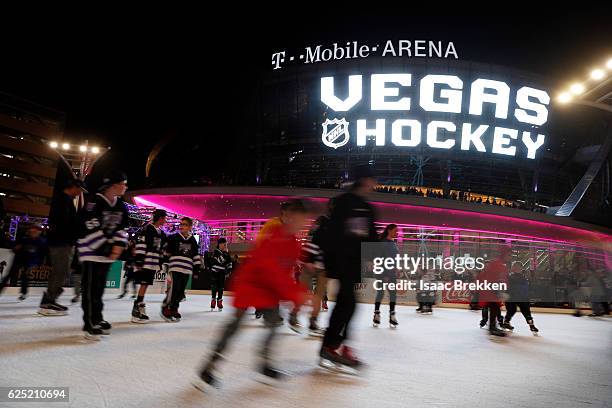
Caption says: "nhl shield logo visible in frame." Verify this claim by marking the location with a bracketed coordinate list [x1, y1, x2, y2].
[322, 118, 350, 149]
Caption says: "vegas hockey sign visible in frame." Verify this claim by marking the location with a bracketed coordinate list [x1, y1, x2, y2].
[320, 74, 550, 159]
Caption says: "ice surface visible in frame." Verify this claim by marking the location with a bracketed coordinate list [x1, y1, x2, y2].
[1, 291, 610, 408]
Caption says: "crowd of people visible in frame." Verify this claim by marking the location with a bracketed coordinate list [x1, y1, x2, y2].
[0, 165, 609, 391]
[373, 185, 548, 213]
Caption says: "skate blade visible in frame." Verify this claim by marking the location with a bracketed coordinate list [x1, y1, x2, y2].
[131, 317, 149, 324]
[389, 324, 398, 329]
[83, 333, 101, 341]
[318, 359, 360, 376]
[192, 378, 218, 392]
[288, 325, 303, 335]
[372, 323, 379, 327]
[37, 309, 68, 316]
[254, 372, 290, 387]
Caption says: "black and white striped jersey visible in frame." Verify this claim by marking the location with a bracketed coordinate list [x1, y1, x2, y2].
[164, 232, 202, 275]
[77, 193, 129, 263]
[299, 240, 325, 270]
[134, 224, 166, 271]
[210, 248, 232, 275]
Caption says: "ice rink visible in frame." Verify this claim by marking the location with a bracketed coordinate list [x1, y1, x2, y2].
[1, 292, 611, 408]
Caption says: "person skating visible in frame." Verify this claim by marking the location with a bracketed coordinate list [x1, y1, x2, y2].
[477, 246, 511, 337]
[320, 165, 378, 367]
[14, 224, 47, 302]
[502, 263, 539, 333]
[288, 215, 329, 336]
[161, 217, 201, 322]
[117, 240, 137, 299]
[373, 224, 399, 328]
[77, 170, 129, 339]
[131, 209, 167, 323]
[39, 178, 86, 314]
[209, 237, 232, 311]
[196, 199, 308, 388]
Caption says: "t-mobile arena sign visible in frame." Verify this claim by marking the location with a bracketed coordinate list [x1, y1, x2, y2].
[320, 74, 549, 159]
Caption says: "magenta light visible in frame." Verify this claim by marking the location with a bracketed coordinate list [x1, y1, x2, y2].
[132, 194, 612, 247]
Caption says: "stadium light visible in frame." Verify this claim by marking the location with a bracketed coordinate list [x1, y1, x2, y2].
[79, 145, 87, 152]
[590, 69, 605, 80]
[49, 141, 58, 148]
[61, 143, 70, 150]
[607, 58, 612, 70]
[558, 92, 572, 104]
[569, 83, 584, 95]
[91, 146, 100, 154]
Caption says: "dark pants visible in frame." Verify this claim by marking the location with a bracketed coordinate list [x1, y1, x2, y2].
[46, 245, 74, 302]
[481, 304, 504, 325]
[203, 308, 280, 371]
[323, 278, 356, 348]
[163, 271, 190, 310]
[374, 275, 396, 311]
[483, 302, 501, 330]
[505, 301, 533, 323]
[81, 261, 111, 330]
[211, 273, 225, 300]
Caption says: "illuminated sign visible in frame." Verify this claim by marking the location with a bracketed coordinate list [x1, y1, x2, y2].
[320, 74, 549, 159]
[272, 40, 458, 70]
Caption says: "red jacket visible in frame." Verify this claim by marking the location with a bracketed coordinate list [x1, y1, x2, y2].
[229, 223, 306, 309]
[478, 259, 508, 304]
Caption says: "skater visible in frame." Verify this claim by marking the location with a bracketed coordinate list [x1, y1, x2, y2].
[209, 237, 232, 311]
[288, 215, 329, 336]
[117, 240, 137, 299]
[586, 269, 610, 317]
[197, 199, 309, 388]
[39, 178, 86, 314]
[131, 209, 167, 323]
[502, 263, 539, 333]
[161, 217, 201, 322]
[320, 164, 378, 367]
[11, 224, 47, 302]
[477, 246, 511, 337]
[77, 170, 129, 339]
[479, 305, 504, 328]
[373, 224, 399, 328]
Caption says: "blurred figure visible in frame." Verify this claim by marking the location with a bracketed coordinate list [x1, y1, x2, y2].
[196, 199, 308, 388]
[320, 164, 378, 367]
[373, 224, 399, 328]
[502, 262, 539, 333]
[477, 246, 511, 337]
[209, 237, 232, 311]
[587, 269, 610, 317]
[12, 224, 47, 301]
[117, 240, 137, 299]
[288, 214, 329, 336]
[40, 178, 86, 314]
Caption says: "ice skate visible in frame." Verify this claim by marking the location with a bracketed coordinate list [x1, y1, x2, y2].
[502, 321, 514, 331]
[255, 364, 290, 386]
[18, 294, 26, 301]
[308, 318, 325, 337]
[489, 327, 507, 337]
[98, 320, 112, 335]
[210, 299, 216, 312]
[172, 309, 182, 322]
[479, 319, 487, 328]
[193, 368, 219, 391]
[83, 326, 103, 341]
[288, 313, 303, 334]
[528, 320, 539, 335]
[389, 311, 398, 328]
[373, 310, 381, 327]
[160, 306, 176, 322]
[217, 299, 223, 311]
[321, 300, 328, 312]
[131, 302, 150, 323]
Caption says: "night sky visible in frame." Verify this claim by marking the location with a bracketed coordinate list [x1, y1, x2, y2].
[1, 12, 611, 190]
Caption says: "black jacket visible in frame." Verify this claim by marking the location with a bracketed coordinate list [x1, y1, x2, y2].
[326, 191, 378, 282]
[47, 192, 79, 246]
